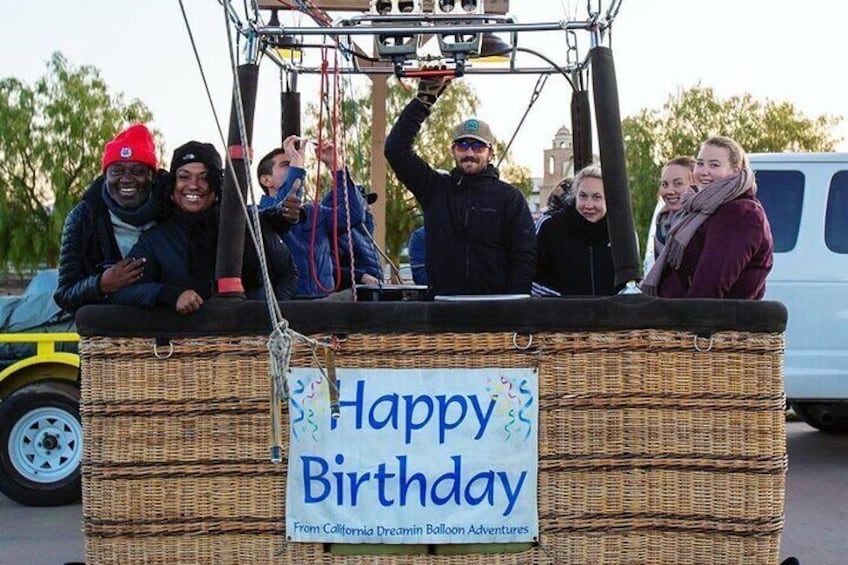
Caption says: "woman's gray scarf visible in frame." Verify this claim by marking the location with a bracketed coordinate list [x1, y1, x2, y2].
[641, 169, 755, 296]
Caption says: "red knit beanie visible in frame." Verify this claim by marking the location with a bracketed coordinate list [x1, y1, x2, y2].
[101, 124, 158, 172]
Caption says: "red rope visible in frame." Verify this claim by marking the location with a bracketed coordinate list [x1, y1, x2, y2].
[272, 0, 299, 9]
[308, 46, 343, 295]
[273, 0, 333, 27]
[330, 49, 350, 293]
[333, 50, 358, 299]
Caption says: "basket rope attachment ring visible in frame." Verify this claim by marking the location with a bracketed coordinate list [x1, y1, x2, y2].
[693, 334, 714, 352]
[152, 338, 174, 359]
[513, 332, 534, 350]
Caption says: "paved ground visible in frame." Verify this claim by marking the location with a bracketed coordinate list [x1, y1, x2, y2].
[1, 421, 846, 564]
[780, 421, 848, 564]
[0, 497, 84, 565]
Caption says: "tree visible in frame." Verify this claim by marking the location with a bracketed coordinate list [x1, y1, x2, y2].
[0, 52, 155, 273]
[623, 85, 842, 253]
[306, 79, 532, 265]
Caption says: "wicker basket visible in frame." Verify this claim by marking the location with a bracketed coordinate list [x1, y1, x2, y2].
[80, 329, 785, 564]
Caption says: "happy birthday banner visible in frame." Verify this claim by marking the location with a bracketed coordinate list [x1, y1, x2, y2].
[285, 367, 539, 544]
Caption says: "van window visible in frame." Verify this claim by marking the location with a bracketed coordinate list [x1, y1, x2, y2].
[825, 171, 848, 253]
[754, 170, 804, 252]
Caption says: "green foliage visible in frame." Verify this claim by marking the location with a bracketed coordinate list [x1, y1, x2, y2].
[306, 79, 531, 264]
[623, 84, 842, 252]
[0, 52, 154, 272]
[621, 109, 664, 254]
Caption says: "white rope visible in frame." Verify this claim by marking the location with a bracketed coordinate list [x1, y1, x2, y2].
[268, 319, 340, 406]
[182, 0, 339, 462]
[179, 0, 271, 309]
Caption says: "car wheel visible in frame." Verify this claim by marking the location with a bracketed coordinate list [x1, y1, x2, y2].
[791, 401, 848, 433]
[0, 381, 82, 506]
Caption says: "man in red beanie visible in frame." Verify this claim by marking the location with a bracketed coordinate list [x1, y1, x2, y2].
[55, 123, 169, 313]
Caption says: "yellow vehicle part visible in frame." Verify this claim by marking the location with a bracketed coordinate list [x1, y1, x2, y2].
[0, 333, 80, 397]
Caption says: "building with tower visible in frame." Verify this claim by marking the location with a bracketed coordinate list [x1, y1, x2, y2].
[539, 125, 575, 212]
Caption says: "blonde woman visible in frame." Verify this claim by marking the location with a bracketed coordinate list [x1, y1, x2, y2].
[653, 155, 696, 260]
[534, 165, 615, 296]
[642, 136, 773, 299]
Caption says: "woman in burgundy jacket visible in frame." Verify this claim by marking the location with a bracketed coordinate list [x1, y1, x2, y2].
[641, 136, 774, 299]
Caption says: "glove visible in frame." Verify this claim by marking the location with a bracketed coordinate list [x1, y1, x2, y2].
[416, 72, 451, 108]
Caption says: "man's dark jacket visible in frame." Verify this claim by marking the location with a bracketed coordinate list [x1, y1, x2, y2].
[54, 172, 169, 314]
[384, 99, 536, 296]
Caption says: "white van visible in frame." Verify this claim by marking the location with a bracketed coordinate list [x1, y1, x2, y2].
[644, 153, 848, 432]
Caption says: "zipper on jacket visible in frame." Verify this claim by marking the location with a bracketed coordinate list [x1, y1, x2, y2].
[589, 246, 595, 295]
[464, 206, 471, 286]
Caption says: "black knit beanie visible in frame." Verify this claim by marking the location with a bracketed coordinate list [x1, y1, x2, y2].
[170, 141, 222, 174]
[170, 141, 223, 195]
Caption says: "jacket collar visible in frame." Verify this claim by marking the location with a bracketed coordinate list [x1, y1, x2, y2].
[449, 164, 500, 187]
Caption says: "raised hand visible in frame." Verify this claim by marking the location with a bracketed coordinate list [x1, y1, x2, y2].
[317, 140, 343, 171]
[282, 134, 305, 168]
[416, 68, 452, 107]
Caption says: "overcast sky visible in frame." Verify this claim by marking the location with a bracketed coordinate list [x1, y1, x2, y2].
[2, 0, 846, 178]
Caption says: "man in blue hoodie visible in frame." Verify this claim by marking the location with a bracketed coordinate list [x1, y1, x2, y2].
[322, 187, 382, 289]
[257, 136, 364, 298]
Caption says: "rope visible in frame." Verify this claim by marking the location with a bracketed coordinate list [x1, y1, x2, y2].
[496, 73, 549, 170]
[221, 3, 276, 317]
[328, 49, 345, 291]
[182, 0, 338, 463]
[268, 319, 340, 419]
[309, 55, 328, 291]
[329, 49, 352, 293]
[333, 51, 359, 297]
[338, 71, 380, 288]
[289, 0, 334, 27]
[308, 48, 343, 295]
[178, 1, 228, 152]
[180, 0, 267, 282]
[306, 44, 360, 296]
[344, 75, 366, 177]
[367, 228, 402, 282]
[220, 5, 294, 464]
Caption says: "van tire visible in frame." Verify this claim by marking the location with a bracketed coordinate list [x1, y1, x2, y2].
[791, 401, 848, 433]
[0, 381, 82, 506]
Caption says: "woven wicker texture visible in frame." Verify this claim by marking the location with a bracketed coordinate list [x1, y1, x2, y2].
[81, 330, 785, 564]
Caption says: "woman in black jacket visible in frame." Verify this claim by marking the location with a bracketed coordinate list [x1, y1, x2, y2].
[533, 165, 615, 296]
[112, 141, 297, 313]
